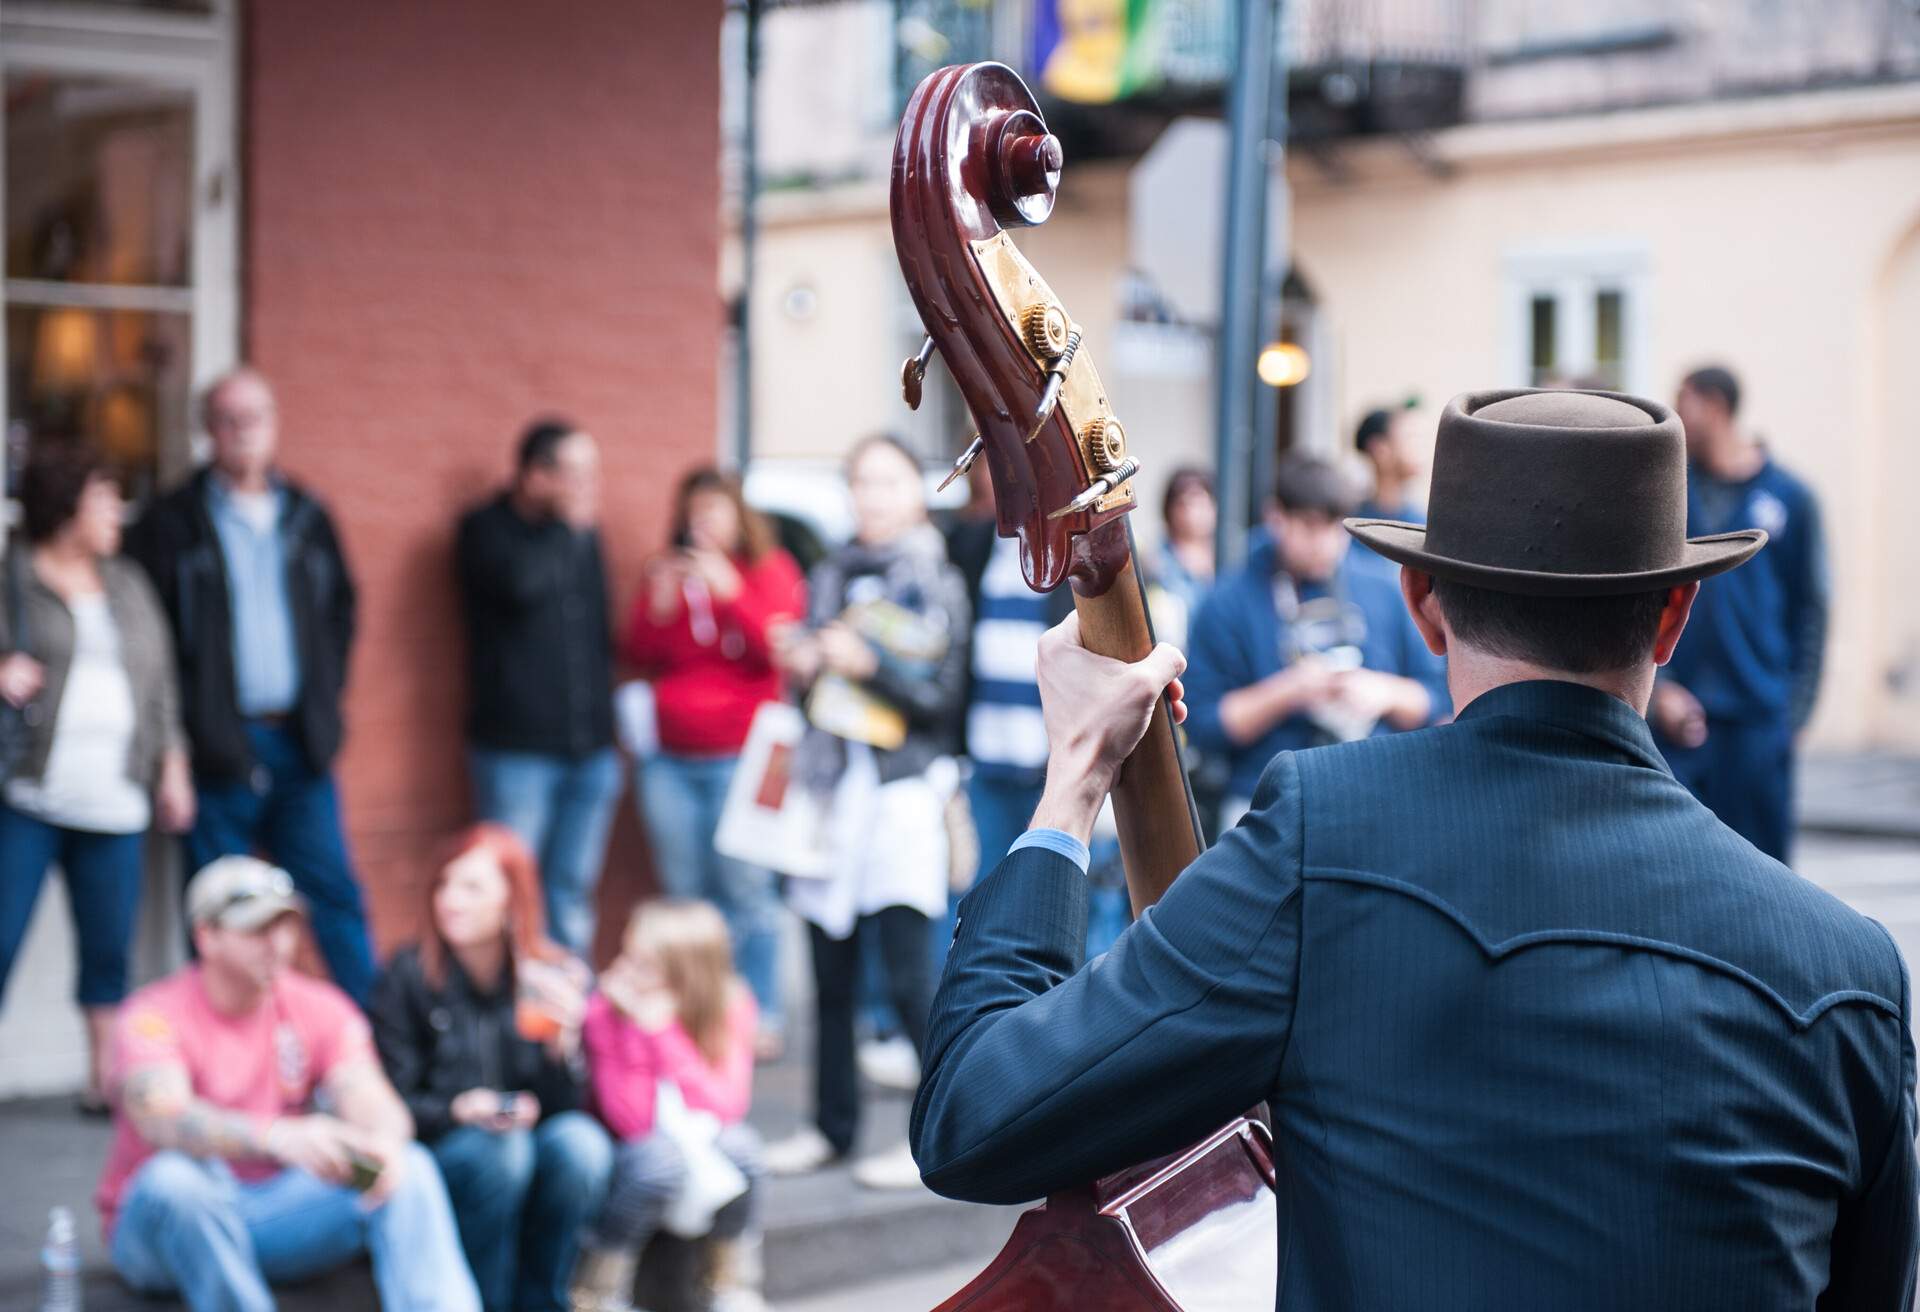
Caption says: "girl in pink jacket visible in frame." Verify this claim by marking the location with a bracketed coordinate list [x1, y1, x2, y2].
[573, 900, 762, 1311]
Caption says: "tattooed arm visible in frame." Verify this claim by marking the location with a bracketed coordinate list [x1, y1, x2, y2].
[121, 1062, 274, 1160]
[121, 1061, 361, 1184]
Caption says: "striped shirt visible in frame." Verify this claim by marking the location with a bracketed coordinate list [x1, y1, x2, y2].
[965, 536, 1050, 783]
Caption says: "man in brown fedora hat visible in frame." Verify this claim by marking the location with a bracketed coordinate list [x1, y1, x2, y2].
[911, 388, 1914, 1309]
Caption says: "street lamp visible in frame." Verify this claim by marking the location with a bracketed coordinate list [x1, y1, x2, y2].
[1256, 341, 1311, 388]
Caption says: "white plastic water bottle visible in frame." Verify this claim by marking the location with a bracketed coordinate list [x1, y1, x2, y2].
[40, 1205, 79, 1312]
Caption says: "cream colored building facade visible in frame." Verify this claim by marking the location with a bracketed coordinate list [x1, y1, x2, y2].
[744, 6, 1920, 752]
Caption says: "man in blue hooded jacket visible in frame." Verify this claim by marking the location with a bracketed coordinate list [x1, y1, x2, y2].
[1653, 364, 1827, 860]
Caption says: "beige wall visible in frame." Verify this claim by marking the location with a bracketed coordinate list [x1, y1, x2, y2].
[751, 183, 903, 459]
[1874, 217, 1920, 748]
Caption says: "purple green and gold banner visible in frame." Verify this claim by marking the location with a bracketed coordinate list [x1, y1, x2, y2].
[1030, 0, 1164, 103]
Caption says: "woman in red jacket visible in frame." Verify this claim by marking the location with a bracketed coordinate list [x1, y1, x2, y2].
[626, 469, 805, 1056]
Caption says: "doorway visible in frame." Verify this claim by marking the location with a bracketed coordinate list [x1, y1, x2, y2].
[0, 0, 238, 1098]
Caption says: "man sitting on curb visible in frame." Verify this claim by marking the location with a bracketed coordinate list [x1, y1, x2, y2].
[98, 856, 480, 1312]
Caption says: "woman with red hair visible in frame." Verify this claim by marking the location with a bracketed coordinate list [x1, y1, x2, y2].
[370, 824, 612, 1312]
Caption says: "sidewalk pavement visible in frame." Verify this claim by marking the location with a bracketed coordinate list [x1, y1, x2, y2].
[1798, 752, 1920, 839]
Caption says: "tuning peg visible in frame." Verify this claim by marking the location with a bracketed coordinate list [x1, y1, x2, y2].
[901, 336, 937, 410]
[936, 433, 985, 493]
[1024, 327, 1083, 443]
[1047, 455, 1141, 521]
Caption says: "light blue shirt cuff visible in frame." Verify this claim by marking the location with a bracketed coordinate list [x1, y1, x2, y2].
[1009, 828, 1091, 874]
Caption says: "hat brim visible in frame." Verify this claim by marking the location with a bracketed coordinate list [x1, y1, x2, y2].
[216, 893, 306, 932]
[1343, 520, 1767, 597]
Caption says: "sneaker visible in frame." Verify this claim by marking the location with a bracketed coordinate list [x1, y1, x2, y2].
[857, 1035, 922, 1091]
[706, 1237, 767, 1312]
[568, 1245, 638, 1312]
[762, 1125, 839, 1176]
[851, 1141, 925, 1191]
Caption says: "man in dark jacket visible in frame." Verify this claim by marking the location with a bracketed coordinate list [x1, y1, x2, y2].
[126, 368, 373, 1004]
[455, 419, 620, 955]
[1653, 364, 1828, 860]
[913, 389, 1915, 1310]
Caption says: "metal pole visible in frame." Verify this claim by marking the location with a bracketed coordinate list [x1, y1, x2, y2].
[1247, 4, 1289, 531]
[1212, 0, 1279, 572]
[734, 0, 762, 469]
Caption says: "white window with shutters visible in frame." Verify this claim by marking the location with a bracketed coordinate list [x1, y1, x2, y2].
[1502, 241, 1650, 394]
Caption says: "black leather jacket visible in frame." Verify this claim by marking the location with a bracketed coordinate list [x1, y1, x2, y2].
[369, 944, 587, 1142]
[124, 468, 356, 782]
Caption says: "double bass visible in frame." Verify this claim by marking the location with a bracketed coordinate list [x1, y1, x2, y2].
[891, 62, 1279, 1311]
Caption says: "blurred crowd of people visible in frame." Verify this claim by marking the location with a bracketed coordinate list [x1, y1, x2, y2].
[0, 357, 1825, 1312]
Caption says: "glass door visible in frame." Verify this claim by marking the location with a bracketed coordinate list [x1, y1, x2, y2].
[0, 0, 235, 1098]
[1, 0, 237, 519]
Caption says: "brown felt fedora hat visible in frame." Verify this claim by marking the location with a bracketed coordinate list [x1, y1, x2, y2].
[1345, 388, 1766, 597]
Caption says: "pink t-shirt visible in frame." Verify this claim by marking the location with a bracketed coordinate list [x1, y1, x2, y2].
[583, 987, 757, 1141]
[95, 966, 374, 1236]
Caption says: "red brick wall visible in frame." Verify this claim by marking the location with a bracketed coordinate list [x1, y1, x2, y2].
[242, 1, 722, 961]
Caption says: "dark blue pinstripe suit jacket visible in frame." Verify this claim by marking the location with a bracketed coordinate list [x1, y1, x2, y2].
[911, 680, 1917, 1309]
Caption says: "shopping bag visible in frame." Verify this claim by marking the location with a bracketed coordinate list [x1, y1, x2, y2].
[653, 1080, 749, 1239]
[713, 701, 831, 878]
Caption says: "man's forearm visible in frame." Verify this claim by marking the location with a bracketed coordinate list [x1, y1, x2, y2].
[328, 1061, 415, 1144]
[1218, 677, 1293, 746]
[348, 1097, 411, 1144]
[124, 1068, 272, 1160]
[1031, 753, 1109, 846]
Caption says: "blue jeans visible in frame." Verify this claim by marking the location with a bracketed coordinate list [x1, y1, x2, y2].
[431, 1111, 613, 1312]
[0, 803, 144, 1006]
[188, 721, 375, 1005]
[111, 1145, 480, 1312]
[469, 747, 623, 956]
[638, 753, 783, 1028]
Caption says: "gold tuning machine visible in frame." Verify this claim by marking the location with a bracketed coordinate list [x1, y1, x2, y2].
[1021, 303, 1071, 360]
[1084, 417, 1127, 474]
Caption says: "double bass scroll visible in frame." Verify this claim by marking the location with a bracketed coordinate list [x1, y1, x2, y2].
[890, 60, 1201, 911]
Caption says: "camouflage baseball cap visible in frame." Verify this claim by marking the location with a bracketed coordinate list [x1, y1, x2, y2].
[186, 856, 303, 931]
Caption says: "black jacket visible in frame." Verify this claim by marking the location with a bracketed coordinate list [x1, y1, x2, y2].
[125, 468, 356, 782]
[455, 494, 614, 759]
[369, 944, 587, 1143]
